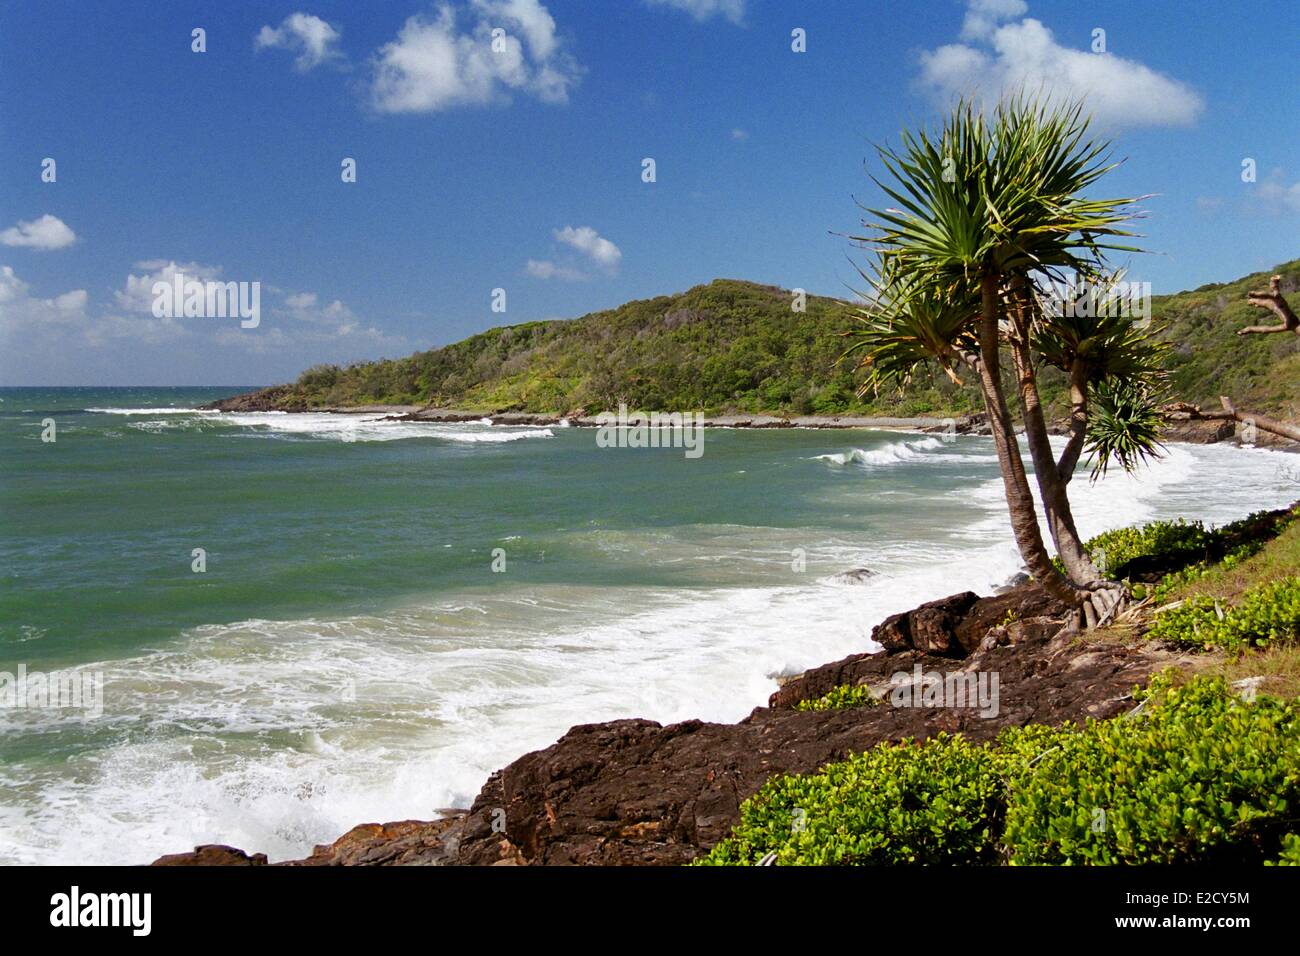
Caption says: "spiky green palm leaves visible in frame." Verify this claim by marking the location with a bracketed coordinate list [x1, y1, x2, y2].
[845, 281, 978, 392]
[1035, 273, 1170, 479]
[1084, 379, 1168, 480]
[861, 96, 1143, 301]
[1035, 270, 1165, 379]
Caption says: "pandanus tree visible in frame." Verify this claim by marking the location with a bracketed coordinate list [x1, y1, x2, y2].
[847, 96, 1166, 625]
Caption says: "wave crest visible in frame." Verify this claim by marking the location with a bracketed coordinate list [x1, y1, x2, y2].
[814, 436, 944, 467]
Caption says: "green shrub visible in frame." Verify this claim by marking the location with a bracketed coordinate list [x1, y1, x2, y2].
[1082, 519, 1214, 580]
[1268, 834, 1300, 866]
[1001, 675, 1300, 864]
[1073, 509, 1293, 584]
[1146, 594, 1226, 646]
[1147, 577, 1300, 651]
[697, 734, 1006, 865]
[794, 684, 879, 712]
[700, 675, 1300, 866]
[1149, 540, 1265, 603]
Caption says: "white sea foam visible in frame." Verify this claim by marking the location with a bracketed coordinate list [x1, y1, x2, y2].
[0, 550, 1018, 865]
[215, 411, 553, 444]
[86, 407, 218, 415]
[89, 406, 555, 444]
[0, 437, 1295, 866]
[815, 436, 947, 467]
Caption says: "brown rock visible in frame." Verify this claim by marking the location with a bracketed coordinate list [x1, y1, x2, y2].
[151, 845, 268, 866]
[291, 817, 463, 866]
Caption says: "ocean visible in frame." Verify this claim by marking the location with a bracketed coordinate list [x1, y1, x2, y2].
[1, 385, 1295, 864]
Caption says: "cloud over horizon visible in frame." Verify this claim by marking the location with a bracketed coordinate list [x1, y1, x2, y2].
[527, 226, 621, 281]
[918, 0, 1204, 128]
[0, 255, 401, 385]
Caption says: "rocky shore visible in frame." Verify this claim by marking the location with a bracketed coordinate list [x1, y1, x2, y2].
[153, 579, 1179, 867]
[201, 391, 949, 431]
[201, 391, 1298, 445]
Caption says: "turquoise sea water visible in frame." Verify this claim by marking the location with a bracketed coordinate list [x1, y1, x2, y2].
[1, 386, 1296, 864]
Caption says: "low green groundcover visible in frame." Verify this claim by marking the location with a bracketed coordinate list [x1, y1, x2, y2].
[1147, 577, 1300, 651]
[698, 675, 1300, 865]
[793, 684, 879, 712]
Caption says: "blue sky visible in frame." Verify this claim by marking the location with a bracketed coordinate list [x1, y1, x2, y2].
[1, 0, 1297, 385]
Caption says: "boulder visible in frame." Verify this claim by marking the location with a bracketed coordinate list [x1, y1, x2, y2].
[152, 845, 268, 866]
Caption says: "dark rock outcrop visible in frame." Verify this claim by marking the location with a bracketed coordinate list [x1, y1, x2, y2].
[445, 590, 1158, 865]
[288, 818, 464, 866]
[202, 386, 309, 412]
[826, 567, 878, 585]
[1161, 418, 1236, 444]
[152, 845, 268, 866]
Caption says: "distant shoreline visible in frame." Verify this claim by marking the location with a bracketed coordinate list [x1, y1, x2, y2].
[387, 407, 951, 431]
[199, 394, 955, 431]
[199, 395, 1300, 445]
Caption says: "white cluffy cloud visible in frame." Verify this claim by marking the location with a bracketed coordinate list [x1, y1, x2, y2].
[255, 13, 345, 71]
[115, 260, 223, 313]
[284, 291, 319, 309]
[276, 290, 372, 337]
[370, 0, 580, 113]
[918, 0, 1203, 128]
[0, 265, 86, 321]
[645, 0, 745, 25]
[554, 226, 621, 269]
[959, 0, 1028, 41]
[525, 259, 584, 282]
[113, 263, 385, 341]
[0, 214, 77, 250]
[527, 226, 621, 281]
[0, 262, 181, 352]
[214, 288, 402, 355]
[0, 261, 407, 383]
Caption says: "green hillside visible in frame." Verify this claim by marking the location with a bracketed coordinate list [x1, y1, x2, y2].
[227, 260, 1300, 419]
[1156, 258, 1300, 416]
[249, 280, 977, 417]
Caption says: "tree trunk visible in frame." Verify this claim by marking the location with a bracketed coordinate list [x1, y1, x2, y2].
[977, 274, 1082, 612]
[1239, 275, 1299, 335]
[1006, 284, 1101, 586]
[1057, 359, 1088, 483]
[1219, 396, 1300, 442]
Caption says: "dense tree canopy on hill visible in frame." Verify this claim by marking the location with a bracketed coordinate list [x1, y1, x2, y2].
[246, 261, 1300, 419]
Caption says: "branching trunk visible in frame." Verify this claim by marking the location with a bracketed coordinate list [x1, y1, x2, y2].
[1219, 396, 1300, 442]
[1163, 397, 1300, 443]
[977, 274, 1083, 613]
[1006, 285, 1101, 586]
[1190, 276, 1300, 447]
[1239, 275, 1299, 335]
